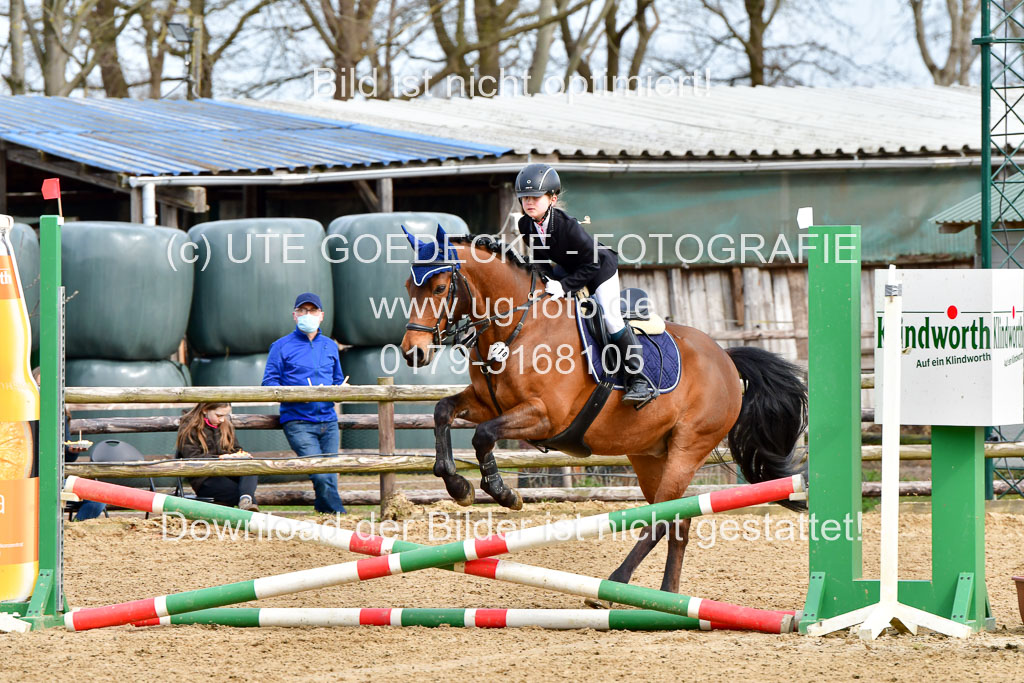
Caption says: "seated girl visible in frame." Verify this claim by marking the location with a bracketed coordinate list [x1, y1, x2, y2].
[175, 402, 258, 511]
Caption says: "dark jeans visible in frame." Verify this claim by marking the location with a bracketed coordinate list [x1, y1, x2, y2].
[281, 420, 346, 513]
[194, 476, 258, 507]
[74, 500, 107, 521]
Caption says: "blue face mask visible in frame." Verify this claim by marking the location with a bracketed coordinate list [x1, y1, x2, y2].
[297, 313, 321, 334]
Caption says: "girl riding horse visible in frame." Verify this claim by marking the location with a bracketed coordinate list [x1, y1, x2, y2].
[515, 163, 654, 406]
[400, 216, 806, 601]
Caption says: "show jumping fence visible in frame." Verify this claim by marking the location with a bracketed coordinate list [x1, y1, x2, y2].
[64, 474, 804, 633]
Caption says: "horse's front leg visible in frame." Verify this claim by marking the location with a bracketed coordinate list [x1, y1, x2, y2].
[433, 391, 477, 506]
[472, 398, 552, 510]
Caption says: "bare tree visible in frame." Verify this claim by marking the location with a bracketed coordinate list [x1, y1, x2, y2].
[604, 0, 659, 90]
[473, 0, 519, 90]
[19, 0, 152, 95]
[136, 0, 180, 99]
[559, 0, 612, 89]
[88, 0, 131, 96]
[405, 0, 597, 98]
[5, 0, 28, 94]
[527, 0, 556, 93]
[655, 0, 856, 87]
[698, 0, 780, 86]
[27, 0, 98, 95]
[425, 0, 477, 92]
[6, 0, 149, 95]
[296, 0, 379, 100]
[909, 0, 980, 86]
[364, 0, 436, 98]
[186, 0, 280, 98]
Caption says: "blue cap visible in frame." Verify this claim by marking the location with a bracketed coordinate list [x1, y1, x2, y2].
[294, 292, 322, 310]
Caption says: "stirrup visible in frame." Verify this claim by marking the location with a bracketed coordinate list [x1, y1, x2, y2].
[622, 377, 656, 409]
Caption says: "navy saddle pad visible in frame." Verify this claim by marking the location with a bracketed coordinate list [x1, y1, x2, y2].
[573, 300, 681, 393]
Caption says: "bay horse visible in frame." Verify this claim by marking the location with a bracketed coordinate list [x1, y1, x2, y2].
[400, 227, 806, 598]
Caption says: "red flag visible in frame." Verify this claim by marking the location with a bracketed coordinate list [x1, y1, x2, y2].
[41, 178, 61, 200]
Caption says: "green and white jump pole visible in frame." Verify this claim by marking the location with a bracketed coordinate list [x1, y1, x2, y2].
[64, 475, 804, 633]
[133, 607, 716, 631]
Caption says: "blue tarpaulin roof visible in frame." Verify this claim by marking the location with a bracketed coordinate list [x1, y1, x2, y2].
[0, 96, 511, 176]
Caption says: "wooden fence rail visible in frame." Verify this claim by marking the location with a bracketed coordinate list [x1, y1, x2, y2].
[69, 411, 880, 435]
[64, 385, 464, 404]
[64, 451, 634, 479]
[63, 441, 1024, 480]
[68, 414, 477, 434]
[64, 380, 875, 405]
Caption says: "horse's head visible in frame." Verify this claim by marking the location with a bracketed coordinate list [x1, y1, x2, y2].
[400, 224, 461, 366]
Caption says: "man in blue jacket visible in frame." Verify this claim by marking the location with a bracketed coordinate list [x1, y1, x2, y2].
[262, 292, 347, 513]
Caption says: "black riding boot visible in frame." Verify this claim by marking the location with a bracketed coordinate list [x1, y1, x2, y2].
[613, 326, 655, 406]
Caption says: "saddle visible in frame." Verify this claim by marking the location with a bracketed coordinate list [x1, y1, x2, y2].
[579, 287, 666, 349]
[529, 288, 680, 458]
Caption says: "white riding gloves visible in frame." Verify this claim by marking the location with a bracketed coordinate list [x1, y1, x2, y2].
[545, 278, 565, 299]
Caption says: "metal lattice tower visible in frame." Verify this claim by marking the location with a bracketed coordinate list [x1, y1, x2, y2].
[978, 1, 1024, 495]
[980, 2, 1024, 268]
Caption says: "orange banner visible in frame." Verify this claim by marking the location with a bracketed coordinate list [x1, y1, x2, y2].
[0, 477, 38, 564]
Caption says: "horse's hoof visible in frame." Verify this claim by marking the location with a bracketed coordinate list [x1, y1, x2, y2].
[584, 597, 612, 610]
[445, 475, 475, 506]
[489, 485, 523, 510]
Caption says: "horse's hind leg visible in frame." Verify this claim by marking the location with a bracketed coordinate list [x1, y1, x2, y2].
[587, 441, 707, 607]
[584, 454, 671, 607]
[583, 524, 668, 609]
[583, 517, 690, 606]
[660, 518, 691, 593]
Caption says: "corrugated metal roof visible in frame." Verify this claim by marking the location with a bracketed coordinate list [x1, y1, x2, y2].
[0, 96, 510, 176]
[930, 173, 1024, 226]
[242, 86, 983, 159]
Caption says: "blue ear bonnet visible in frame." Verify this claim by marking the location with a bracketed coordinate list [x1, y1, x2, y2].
[402, 224, 461, 286]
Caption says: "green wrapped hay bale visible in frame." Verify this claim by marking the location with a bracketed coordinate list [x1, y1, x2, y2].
[327, 213, 468, 346]
[67, 359, 192, 487]
[9, 222, 39, 351]
[62, 222, 193, 360]
[188, 218, 333, 355]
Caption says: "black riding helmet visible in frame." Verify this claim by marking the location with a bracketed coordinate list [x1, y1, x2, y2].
[515, 163, 561, 198]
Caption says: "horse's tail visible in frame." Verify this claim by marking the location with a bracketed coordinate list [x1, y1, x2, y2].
[725, 346, 808, 511]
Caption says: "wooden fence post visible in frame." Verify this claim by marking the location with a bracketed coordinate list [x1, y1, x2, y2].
[377, 377, 396, 517]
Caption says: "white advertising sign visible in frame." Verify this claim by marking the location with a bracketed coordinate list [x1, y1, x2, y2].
[874, 269, 1024, 426]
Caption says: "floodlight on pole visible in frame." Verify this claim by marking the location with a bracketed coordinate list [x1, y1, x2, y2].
[167, 22, 197, 100]
[167, 22, 194, 43]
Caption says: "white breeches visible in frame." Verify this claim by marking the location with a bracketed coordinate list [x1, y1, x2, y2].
[592, 274, 625, 335]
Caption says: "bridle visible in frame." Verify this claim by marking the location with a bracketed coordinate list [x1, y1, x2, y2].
[405, 251, 546, 414]
[404, 260, 471, 347]
[405, 258, 542, 351]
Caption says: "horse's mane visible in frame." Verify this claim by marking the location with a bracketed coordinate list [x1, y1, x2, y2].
[446, 234, 545, 277]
